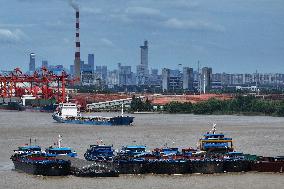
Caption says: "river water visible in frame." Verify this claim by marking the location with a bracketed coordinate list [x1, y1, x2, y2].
[0, 111, 283, 189]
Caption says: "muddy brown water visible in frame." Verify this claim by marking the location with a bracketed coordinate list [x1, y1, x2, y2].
[0, 111, 283, 189]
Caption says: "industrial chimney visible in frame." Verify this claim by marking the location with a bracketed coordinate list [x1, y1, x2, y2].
[74, 9, 81, 84]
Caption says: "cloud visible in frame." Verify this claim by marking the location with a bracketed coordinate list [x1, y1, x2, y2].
[0, 28, 26, 43]
[170, 0, 199, 9]
[125, 6, 162, 18]
[163, 18, 225, 32]
[81, 7, 103, 14]
[100, 38, 115, 47]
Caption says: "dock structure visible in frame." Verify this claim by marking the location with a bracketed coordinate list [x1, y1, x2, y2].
[56, 155, 118, 177]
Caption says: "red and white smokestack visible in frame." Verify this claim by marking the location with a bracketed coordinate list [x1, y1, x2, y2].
[74, 9, 81, 84]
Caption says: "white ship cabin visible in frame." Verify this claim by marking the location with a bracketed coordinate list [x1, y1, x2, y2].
[57, 103, 80, 117]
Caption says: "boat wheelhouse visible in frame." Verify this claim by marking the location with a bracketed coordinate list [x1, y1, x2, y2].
[118, 145, 148, 158]
[45, 135, 77, 157]
[46, 147, 77, 157]
[13, 145, 42, 156]
[84, 144, 114, 161]
[199, 125, 234, 153]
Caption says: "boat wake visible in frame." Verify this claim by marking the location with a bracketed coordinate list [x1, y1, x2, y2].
[0, 162, 14, 172]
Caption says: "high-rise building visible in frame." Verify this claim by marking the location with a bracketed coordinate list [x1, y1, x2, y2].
[118, 63, 133, 86]
[69, 65, 74, 75]
[183, 67, 194, 91]
[29, 53, 35, 73]
[96, 66, 108, 82]
[201, 67, 212, 93]
[42, 60, 48, 69]
[162, 68, 170, 91]
[162, 68, 182, 92]
[107, 70, 119, 88]
[88, 54, 94, 73]
[149, 69, 161, 85]
[137, 40, 149, 85]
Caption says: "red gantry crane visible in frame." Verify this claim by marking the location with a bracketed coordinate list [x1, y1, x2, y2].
[0, 68, 74, 103]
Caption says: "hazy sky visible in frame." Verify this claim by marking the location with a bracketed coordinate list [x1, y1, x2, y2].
[0, 0, 283, 73]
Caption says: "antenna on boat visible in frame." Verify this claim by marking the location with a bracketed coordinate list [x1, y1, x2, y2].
[58, 135, 62, 148]
[121, 104, 124, 117]
[212, 123, 217, 134]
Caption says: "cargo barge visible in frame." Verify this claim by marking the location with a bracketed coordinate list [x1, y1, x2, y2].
[10, 128, 284, 176]
[83, 127, 284, 175]
[52, 103, 134, 126]
[10, 145, 70, 176]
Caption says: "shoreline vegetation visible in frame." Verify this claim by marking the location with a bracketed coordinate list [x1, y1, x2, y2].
[130, 95, 284, 117]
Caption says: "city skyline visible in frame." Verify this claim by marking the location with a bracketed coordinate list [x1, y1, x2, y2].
[0, 0, 283, 73]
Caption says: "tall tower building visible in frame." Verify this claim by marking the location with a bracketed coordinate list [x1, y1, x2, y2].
[29, 53, 35, 73]
[137, 40, 149, 85]
[162, 68, 170, 92]
[141, 40, 148, 69]
[201, 67, 212, 93]
[88, 54, 94, 73]
[183, 67, 194, 91]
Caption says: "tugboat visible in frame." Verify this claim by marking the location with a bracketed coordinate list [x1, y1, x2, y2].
[199, 124, 234, 154]
[191, 125, 231, 174]
[52, 103, 134, 126]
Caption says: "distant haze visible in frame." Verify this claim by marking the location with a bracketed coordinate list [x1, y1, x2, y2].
[0, 0, 283, 73]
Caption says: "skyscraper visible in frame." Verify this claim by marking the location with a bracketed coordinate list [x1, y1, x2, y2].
[88, 54, 94, 73]
[137, 40, 149, 85]
[96, 66, 108, 82]
[29, 53, 35, 73]
[183, 67, 194, 91]
[162, 68, 170, 91]
[42, 60, 48, 68]
[201, 67, 212, 93]
[162, 68, 182, 92]
[118, 63, 132, 86]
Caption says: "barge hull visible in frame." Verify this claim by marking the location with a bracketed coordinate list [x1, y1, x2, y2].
[12, 160, 70, 176]
[52, 115, 134, 126]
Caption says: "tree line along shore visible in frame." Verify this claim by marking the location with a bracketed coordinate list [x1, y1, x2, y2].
[130, 95, 284, 117]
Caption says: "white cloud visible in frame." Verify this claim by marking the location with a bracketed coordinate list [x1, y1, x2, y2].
[125, 6, 162, 17]
[109, 14, 133, 23]
[170, 0, 199, 9]
[100, 38, 115, 47]
[81, 7, 103, 14]
[163, 18, 225, 32]
[0, 28, 26, 43]
[63, 38, 70, 44]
